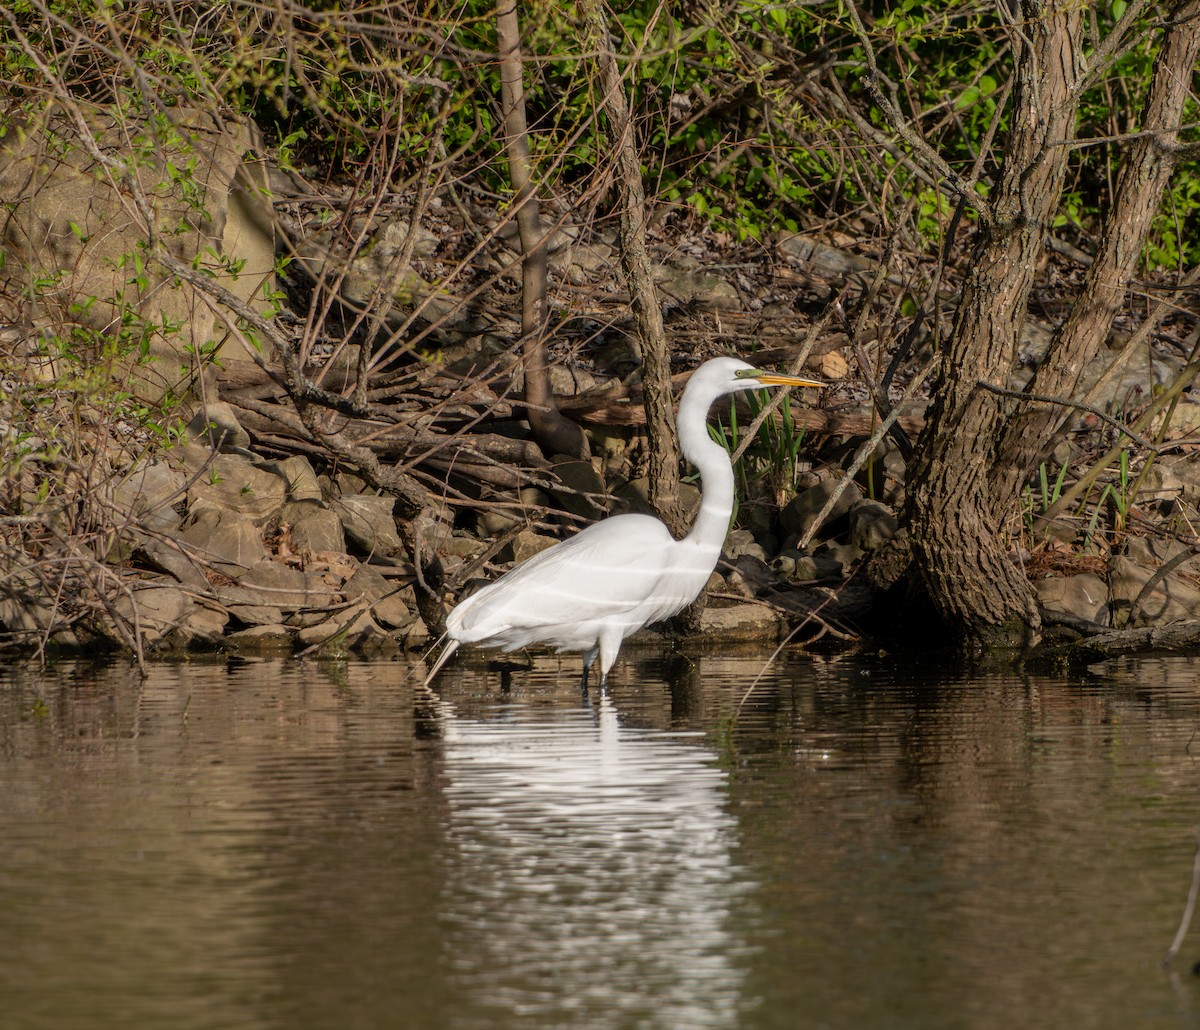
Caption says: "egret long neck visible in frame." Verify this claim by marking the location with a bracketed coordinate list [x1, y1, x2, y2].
[677, 389, 738, 553]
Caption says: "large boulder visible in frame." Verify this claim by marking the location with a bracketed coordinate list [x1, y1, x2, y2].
[0, 107, 276, 401]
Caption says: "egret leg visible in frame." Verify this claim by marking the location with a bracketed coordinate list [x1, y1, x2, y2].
[579, 645, 599, 694]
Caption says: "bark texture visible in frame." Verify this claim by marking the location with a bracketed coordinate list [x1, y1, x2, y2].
[496, 2, 587, 459]
[583, 0, 688, 539]
[995, 0, 1200, 496]
[905, 0, 1085, 651]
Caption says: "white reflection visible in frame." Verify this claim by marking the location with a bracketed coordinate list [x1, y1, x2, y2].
[438, 694, 752, 1029]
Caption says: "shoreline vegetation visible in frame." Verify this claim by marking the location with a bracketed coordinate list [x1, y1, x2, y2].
[3, 2, 1200, 671]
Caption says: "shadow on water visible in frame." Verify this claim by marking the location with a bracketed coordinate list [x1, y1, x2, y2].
[1, 649, 1200, 1028]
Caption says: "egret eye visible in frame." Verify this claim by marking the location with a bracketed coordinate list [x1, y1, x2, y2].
[733, 368, 763, 380]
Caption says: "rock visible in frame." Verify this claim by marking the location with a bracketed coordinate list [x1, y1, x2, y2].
[333, 494, 402, 554]
[186, 401, 251, 451]
[1124, 535, 1192, 566]
[214, 581, 285, 626]
[771, 548, 843, 582]
[614, 477, 702, 521]
[847, 499, 898, 552]
[548, 458, 608, 519]
[478, 487, 547, 536]
[227, 624, 295, 653]
[697, 603, 787, 640]
[282, 501, 346, 554]
[177, 599, 230, 648]
[563, 241, 615, 283]
[0, 107, 267, 401]
[503, 529, 558, 565]
[653, 266, 741, 311]
[725, 528, 767, 562]
[815, 541, 863, 573]
[112, 460, 187, 532]
[725, 555, 777, 598]
[187, 452, 288, 522]
[1109, 555, 1200, 626]
[1166, 401, 1200, 439]
[344, 563, 413, 628]
[777, 233, 874, 277]
[112, 584, 229, 647]
[236, 560, 333, 610]
[817, 351, 850, 381]
[181, 509, 267, 573]
[1036, 573, 1109, 624]
[780, 476, 863, 538]
[298, 603, 398, 655]
[256, 455, 323, 502]
[136, 537, 210, 589]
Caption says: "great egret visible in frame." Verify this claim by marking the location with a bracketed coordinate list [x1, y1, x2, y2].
[426, 356, 824, 689]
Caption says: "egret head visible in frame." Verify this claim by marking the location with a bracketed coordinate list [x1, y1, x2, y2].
[733, 365, 826, 391]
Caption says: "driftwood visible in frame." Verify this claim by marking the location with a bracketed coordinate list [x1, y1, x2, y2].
[1039, 620, 1200, 666]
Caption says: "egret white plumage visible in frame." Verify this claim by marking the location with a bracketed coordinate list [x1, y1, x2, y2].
[425, 357, 824, 689]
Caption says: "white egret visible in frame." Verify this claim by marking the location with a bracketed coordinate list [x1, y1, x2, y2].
[426, 356, 824, 689]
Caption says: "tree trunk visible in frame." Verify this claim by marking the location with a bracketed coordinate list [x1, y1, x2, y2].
[495, 1, 587, 459]
[581, 0, 687, 538]
[995, 0, 1200, 496]
[905, 1, 1084, 652]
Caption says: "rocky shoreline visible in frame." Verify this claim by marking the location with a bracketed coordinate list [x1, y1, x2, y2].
[5, 110, 1200, 667]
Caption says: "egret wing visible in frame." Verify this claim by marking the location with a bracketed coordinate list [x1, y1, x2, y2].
[449, 514, 682, 640]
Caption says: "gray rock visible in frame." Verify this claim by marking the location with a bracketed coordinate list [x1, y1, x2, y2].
[504, 529, 558, 565]
[187, 452, 288, 522]
[298, 603, 398, 655]
[847, 499, 898, 552]
[333, 495, 401, 554]
[547, 458, 608, 519]
[614, 477, 702, 521]
[344, 563, 413, 629]
[725, 528, 767, 562]
[1109, 555, 1200, 626]
[227, 624, 295, 652]
[181, 509, 267, 573]
[236, 560, 333, 610]
[815, 541, 863, 573]
[781, 477, 863, 538]
[697, 603, 786, 640]
[654, 266, 741, 311]
[282, 501, 346, 554]
[112, 460, 187, 532]
[1036, 573, 1109, 624]
[256, 455, 323, 502]
[214, 583, 285, 626]
[0, 107, 264, 402]
[777, 234, 874, 277]
[771, 548, 843, 582]
[724, 555, 777, 597]
[136, 537, 210, 589]
[478, 487, 547, 537]
[112, 584, 229, 647]
[176, 599, 230, 648]
[186, 401, 251, 451]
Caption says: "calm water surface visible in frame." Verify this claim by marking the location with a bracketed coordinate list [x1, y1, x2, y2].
[1, 649, 1199, 1029]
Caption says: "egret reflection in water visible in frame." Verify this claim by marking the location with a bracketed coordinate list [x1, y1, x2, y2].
[435, 693, 754, 1028]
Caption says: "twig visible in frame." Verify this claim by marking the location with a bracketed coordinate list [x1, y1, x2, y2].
[1163, 828, 1200, 970]
[796, 357, 935, 551]
[1127, 543, 1200, 626]
[976, 380, 1161, 453]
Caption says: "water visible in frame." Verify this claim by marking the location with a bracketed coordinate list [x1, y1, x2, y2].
[1, 649, 1199, 1029]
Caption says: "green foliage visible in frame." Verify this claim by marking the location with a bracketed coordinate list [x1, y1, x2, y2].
[4, 1, 1200, 264]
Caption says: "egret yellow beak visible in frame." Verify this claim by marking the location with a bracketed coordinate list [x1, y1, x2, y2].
[740, 368, 826, 389]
